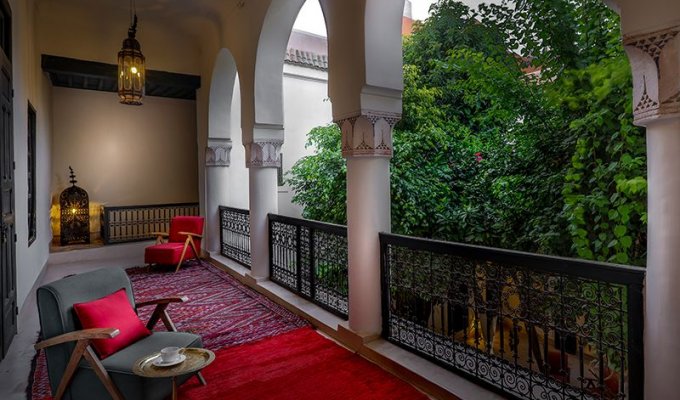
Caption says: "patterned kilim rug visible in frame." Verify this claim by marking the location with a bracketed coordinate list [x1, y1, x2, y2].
[28, 261, 308, 400]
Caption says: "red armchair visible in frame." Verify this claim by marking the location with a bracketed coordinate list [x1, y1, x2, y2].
[144, 216, 204, 272]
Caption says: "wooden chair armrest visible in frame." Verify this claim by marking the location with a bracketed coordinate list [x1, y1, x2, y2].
[178, 231, 203, 239]
[136, 296, 188, 308]
[150, 231, 169, 244]
[35, 328, 120, 350]
[140, 296, 188, 332]
[36, 328, 126, 399]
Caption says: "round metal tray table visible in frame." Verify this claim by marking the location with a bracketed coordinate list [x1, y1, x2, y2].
[133, 347, 215, 400]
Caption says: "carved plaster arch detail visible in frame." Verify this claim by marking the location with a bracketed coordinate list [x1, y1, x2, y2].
[624, 25, 680, 124]
[245, 139, 283, 168]
[338, 110, 400, 157]
[206, 138, 233, 167]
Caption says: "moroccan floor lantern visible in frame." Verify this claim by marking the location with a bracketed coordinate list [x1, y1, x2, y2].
[60, 166, 90, 245]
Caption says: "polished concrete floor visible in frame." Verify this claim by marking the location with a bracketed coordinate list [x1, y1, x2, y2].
[0, 242, 148, 400]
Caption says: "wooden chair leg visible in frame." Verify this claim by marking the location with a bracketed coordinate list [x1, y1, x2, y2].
[53, 340, 125, 400]
[145, 304, 165, 330]
[145, 303, 178, 332]
[189, 237, 200, 261]
[160, 309, 178, 332]
[54, 340, 89, 400]
[83, 346, 125, 400]
[176, 241, 190, 273]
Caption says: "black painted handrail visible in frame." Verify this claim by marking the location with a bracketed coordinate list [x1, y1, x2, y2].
[380, 231, 644, 400]
[268, 213, 348, 319]
[380, 232, 645, 284]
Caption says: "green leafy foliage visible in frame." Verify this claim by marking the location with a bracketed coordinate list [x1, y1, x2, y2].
[287, 125, 346, 225]
[555, 56, 647, 265]
[286, 0, 646, 266]
[478, 0, 622, 78]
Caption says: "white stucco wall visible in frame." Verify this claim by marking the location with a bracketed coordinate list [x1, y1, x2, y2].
[212, 61, 331, 218]
[228, 78, 249, 209]
[277, 63, 332, 218]
[12, 0, 54, 309]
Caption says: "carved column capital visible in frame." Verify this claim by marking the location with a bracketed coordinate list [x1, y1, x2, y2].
[206, 138, 232, 167]
[245, 139, 283, 168]
[337, 110, 401, 158]
[623, 24, 680, 125]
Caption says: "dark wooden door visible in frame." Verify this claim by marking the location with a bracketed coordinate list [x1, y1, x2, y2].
[0, 0, 14, 361]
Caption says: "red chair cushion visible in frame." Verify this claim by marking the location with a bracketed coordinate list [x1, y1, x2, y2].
[169, 216, 204, 247]
[144, 242, 187, 265]
[73, 288, 151, 359]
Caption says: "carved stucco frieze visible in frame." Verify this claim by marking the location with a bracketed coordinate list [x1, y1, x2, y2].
[623, 25, 680, 125]
[206, 138, 232, 167]
[338, 111, 401, 158]
[245, 139, 283, 168]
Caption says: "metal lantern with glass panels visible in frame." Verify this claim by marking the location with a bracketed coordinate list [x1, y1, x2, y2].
[60, 167, 90, 246]
[118, 15, 145, 105]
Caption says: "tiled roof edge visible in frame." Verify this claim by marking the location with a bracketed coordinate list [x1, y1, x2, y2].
[284, 47, 328, 71]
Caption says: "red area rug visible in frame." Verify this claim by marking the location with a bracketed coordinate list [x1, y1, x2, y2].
[179, 327, 428, 400]
[28, 261, 308, 399]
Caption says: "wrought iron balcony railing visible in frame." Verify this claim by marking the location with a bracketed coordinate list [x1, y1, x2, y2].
[269, 214, 348, 319]
[219, 206, 251, 268]
[380, 232, 644, 400]
[101, 202, 199, 244]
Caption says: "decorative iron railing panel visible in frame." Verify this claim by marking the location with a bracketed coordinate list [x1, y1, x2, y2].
[380, 233, 644, 400]
[219, 206, 251, 268]
[269, 214, 348, 319]
[101, 203, 199, 244]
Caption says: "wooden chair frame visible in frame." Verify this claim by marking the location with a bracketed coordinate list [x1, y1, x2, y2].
[34, 296, 205, 400]
[150, 231, 203, 272]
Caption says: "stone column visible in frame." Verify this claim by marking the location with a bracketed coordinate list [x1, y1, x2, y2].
[205, 139, 232, 253]
[340, 111, 400, 336]
[623, 24, 680, 399]
[246, 139, 282, 279]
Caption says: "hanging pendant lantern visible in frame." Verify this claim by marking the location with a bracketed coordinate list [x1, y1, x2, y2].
[118, 6, 145, 105]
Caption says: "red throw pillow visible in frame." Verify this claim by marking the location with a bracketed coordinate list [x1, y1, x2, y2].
[73, 288, 151, 359]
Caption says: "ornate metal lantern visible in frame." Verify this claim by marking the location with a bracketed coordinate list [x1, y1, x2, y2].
[60, 167, 90, 245]
[117, 1, 145, 105]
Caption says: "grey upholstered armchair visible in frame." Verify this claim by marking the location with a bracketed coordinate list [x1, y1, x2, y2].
[35, 267, 204, 400]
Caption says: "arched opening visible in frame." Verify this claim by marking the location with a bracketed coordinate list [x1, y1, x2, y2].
[278, 1, 332, 217]
[253, 0, 331, 218]
[209, 49, 237, 142]
[254, 0, 306, 128]
[206, 48, 246, 252]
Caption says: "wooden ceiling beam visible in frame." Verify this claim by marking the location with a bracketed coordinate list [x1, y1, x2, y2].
[41, 54, 201, 100]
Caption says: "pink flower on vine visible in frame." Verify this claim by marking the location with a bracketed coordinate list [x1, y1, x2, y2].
[475, 152, 483, 163]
